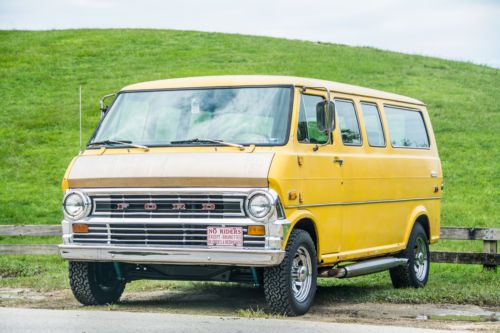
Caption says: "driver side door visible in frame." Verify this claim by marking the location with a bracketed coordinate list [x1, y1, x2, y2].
[294, 89, 342, 256]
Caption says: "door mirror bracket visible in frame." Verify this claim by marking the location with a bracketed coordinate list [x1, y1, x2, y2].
[99, 93, 117, 119]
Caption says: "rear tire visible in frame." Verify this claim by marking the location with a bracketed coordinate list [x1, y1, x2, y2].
[390, 223, 430, 288]
[69, 261, 126, 305]
[263, 229, 317, 316]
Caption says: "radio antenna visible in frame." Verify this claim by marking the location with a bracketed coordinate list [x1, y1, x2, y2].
[79, 85, 82, 154]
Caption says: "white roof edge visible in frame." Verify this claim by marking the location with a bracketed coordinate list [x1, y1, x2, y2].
[121, 75, 425, 106]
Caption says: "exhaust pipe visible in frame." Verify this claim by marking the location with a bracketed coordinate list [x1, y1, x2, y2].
[319, 257, 408, 278]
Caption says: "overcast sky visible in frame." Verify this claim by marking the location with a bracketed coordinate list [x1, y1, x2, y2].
[1, 0, 499, 68]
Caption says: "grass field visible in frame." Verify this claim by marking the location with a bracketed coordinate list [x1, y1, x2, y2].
[0, 255, 498, 307]
[0, 30, 498, 307]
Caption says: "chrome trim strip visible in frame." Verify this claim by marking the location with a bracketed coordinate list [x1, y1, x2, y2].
[83, 187, 264, 196]
[73, 233, 264, 239]
[71, 239, 266, 246]
[284, 196, 442, 209]
[59, 244, 285, 267]
[88, 227, 207, 231]
[76, 232, 208, 237]
[92, 212, 245, 217]
[93, 197, 243, 202]
[74, 238, 210, 243]
[78, 217, 263, 225]
[91, 192, 246, 218]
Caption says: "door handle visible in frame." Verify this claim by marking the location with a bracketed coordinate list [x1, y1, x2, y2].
[333, 157, 344, 167]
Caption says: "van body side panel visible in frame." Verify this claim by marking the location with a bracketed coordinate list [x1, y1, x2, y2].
[278, 92, 441, 265]
[321, 96, 441, 263]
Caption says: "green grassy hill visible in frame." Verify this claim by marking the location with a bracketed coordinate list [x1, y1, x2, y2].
[0, 29, 498, 230]
[0, 29, 499, 307]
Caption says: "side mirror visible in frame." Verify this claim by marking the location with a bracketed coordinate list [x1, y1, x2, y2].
[327, 101, 335, 131]
[316, 102, 327, 132]
[316, 100, 335, 132]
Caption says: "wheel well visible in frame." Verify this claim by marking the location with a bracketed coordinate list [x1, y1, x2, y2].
[415, 215, 430, 241]
[293, 219, 318, 251]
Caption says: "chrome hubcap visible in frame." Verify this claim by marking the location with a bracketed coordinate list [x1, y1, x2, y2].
[298, 266, 307, 282]
[291, 246, 312, 302]
[413, 237, 428, 281]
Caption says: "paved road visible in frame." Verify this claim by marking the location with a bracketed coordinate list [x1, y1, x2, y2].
[0, 307, 469, 333]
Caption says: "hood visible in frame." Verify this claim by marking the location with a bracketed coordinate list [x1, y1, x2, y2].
[66, 152, 274, 188]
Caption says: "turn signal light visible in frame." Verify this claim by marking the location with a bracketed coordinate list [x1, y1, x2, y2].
[72, 223, 89, 233]
[248, 225, 265, 236]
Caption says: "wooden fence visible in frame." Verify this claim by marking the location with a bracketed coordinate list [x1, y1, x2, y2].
[0, 225, 498, 269]
[430, 227, 499, 270]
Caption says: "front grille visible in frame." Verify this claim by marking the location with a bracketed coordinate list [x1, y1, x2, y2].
[72, 222, 265, 248]
[91, 194, 246, 219]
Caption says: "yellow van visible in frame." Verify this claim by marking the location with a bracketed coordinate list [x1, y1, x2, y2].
[59, 75, 442, 315]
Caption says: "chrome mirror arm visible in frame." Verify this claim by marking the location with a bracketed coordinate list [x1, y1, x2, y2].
[99, 93, 117, 119]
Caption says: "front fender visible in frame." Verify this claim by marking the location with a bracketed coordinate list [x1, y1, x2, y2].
[281, 210, 320, 252]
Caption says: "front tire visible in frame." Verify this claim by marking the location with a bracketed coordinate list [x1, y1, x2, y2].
[69, 262, 126, 305]
[390, 223, 430, 288]
[263, 229, 317, 316]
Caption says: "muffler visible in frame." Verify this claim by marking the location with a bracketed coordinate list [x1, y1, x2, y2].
[319, 257, 408, 278]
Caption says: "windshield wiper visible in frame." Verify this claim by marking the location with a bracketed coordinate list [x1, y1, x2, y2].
[88, 139, 149, 151]
[170, 138, 244, 150]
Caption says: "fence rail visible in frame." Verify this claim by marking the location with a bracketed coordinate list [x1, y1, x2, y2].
[0, 244, 58, 255]
[431, 227, 499, 269]
[0, 224, 61, 236]
[0, 225, 498, 269]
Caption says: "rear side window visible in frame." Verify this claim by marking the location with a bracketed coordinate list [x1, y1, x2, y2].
[297, 94, 328, 144]
[360, 102, 385, 147]
[335, 99, 361, 145]
[384, 106, 430, 148]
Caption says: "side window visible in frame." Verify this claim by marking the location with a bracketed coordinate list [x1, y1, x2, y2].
[360, 102, 386, 147]
[297, 94, 328, 144]
[335, 99, 362, 145]
[384, 105, 430, 148]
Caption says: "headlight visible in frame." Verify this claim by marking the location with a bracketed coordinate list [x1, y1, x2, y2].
[246, 191, 274, 221]
[62, 191, 91, 220]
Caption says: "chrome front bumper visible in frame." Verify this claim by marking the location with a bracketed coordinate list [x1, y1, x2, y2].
[59, 218, 289, 266]
[58, 244, 285, 267]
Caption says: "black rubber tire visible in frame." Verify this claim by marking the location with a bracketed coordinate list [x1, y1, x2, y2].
[263, 229, 317, 316]
[69, 261, 126, 305]
[390, 223, 430, 288]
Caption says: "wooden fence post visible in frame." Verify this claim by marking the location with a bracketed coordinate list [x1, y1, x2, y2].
[483, 228, 497, 270]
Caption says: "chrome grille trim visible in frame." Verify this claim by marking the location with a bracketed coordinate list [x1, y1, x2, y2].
[80, 217, 260, 225]
[71, 222, 265, 248]
[90, 194, 246, 219]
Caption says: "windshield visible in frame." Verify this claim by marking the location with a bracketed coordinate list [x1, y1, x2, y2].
[90, 86, 293, 147]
